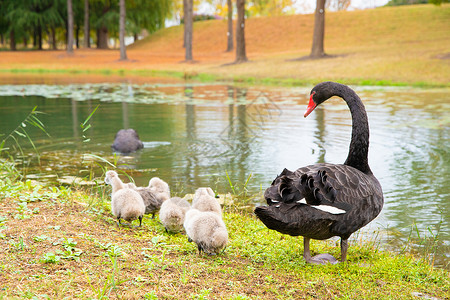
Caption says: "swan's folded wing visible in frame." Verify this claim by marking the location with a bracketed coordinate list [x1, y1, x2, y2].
[293, 163, 379, 213]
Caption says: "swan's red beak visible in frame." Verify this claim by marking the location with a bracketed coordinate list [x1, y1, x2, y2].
[304, 93, 317, 118]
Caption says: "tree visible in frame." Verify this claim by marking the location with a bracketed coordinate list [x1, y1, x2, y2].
[67, 0, 74, 53]
[310, 0, 326, 58]
[184, 0, 193, 61]
[249, 0, 294, 16]
[235, 0, 247, 63]
[226, 0, 233, 52]
[91, 0, 114, 49]
[119, 0, 127, 60]
[127, 0, 172, 43]
[84, 0, 90, 48]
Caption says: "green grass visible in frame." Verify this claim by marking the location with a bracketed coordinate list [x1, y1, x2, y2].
[0, 173, 448, 299]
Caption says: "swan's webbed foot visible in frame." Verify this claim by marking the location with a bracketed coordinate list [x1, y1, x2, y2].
[307, 253, 338, 265]
[303, 237, 339, 265]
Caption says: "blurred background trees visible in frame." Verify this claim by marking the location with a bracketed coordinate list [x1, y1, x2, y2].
[0, 0, 447, 51]
[0, 0, 172, 50]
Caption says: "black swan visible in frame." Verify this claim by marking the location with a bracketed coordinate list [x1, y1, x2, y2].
[111, 129, 144, 154]
[254, 81, 384, 264]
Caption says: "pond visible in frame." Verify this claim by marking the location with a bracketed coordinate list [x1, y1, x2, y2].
[0, 78, 448, 269]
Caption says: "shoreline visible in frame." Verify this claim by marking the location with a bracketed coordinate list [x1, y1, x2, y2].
[0, 67, 448, 88]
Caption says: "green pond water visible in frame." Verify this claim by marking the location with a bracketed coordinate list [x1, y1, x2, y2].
[0, 81, 448, 268]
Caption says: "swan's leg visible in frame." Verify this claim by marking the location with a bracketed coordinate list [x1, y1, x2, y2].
[340, 238, 348, 262]
[303, 237, 338, 265]
[303, 237, 313, 262]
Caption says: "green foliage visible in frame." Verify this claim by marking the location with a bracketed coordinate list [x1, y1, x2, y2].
[2, 0, 66, 49]
[0, 106, 49, 173]
[191, 288, 212, 300]
[385, 0, 428, 5]
[429, 0, 450, 4]
[127, 0, 173, 36]
[80, 104, 100, 143]
[42, 252, 61, 263]
[33, 234, 50, 242]
[1, 0, 175, 50]
[55, 238, 83, 262]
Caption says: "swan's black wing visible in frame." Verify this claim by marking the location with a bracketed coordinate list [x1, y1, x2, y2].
[256, 163, 383, 239]
[264, 163, 379, 210]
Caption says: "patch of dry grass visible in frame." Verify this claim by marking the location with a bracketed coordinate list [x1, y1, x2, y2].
[0, 4, 449, 86]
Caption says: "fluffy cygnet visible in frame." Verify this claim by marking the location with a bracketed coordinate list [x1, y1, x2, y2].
[183, 208, 228, 255]
[148, 177, 171, 204]
[104, 171, 145, 226]
[192, 187, 221, 215]
[126, 182, 162, 218]
[159, 197, 191, 233]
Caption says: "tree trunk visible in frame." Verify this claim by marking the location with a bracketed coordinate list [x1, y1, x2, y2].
[23, 35, 28, 48]
[76, 24, 80, 48]
[119, 0, 127, 60]
[37, 24, 43, 50]
[235, 0, 247, 63]
[134, 33, 138, 42]
[310, 0, 326, 58]
[10, 30, 16, 50]
[33, 28, 37, 48]
[183, 0, 187, 48]
[84, 0, 90, 48]
[97, 27, 109, 49]
[184, 0, 193, 61]
[51, 27, 57, 49]
[226, 0, 233, 52]
[67, 0, 74, 54]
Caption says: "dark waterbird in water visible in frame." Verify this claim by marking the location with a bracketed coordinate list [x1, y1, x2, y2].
[111, 129, 144, 154]
[254, 81, 384, 264]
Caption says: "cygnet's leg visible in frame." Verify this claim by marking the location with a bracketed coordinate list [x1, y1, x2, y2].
[303, 237, 338, 265]
[340, 238, 348, 262]
[116, 216, 122, 227]
[197, 244, 203, 255]
[138, 215, 143, 227]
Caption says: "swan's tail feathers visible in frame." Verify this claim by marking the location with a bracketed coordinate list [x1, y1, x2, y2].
[254, 206, 299, 236]
[264, 169, 302, 205]
[255, 204, 338, 238]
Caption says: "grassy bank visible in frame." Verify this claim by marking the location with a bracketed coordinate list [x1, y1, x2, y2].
[0, 4, 449, 87]
[0, 175, 449, 299]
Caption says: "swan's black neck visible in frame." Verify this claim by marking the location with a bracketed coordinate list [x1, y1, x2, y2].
[332, 84, 372, 174]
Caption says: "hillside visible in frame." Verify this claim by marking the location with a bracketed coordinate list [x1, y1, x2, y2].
[0, 4, 449, 86]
